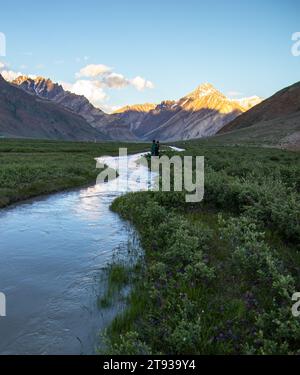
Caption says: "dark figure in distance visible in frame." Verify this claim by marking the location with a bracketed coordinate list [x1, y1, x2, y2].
[155, 141, 160, 156]
[151, 140, 156, 156]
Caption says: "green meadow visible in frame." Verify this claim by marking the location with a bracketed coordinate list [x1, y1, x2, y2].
[103, 142, 300, 355]
[1, 137, 300, 354]
[0, 138, 148, 208]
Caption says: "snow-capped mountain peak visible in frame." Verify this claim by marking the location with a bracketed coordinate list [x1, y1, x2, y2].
[186, 83, 224, 99]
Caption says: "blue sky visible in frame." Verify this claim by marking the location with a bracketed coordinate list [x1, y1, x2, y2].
[0, 0, 299, 112]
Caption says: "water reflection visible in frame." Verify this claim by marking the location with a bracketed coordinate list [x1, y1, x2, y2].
[0, 152, 155, 355]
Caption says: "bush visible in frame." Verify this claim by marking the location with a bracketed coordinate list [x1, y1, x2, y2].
[219, 215, 300, 354]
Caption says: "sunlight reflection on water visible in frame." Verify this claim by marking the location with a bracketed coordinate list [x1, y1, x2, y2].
[0, 152, 156, 355]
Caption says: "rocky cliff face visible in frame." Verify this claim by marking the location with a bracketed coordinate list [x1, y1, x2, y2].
[12, 76, 262, 142]
[13, 76, 137, 141]
[0, 74, 108, 141]
[114, 83, 262, 141]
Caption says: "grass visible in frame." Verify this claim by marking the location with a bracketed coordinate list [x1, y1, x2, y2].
[1, 137, 300, 354]
[103, 141, 300, 355]
[98, 263, 133, 309]
[0, 138, 148, 208]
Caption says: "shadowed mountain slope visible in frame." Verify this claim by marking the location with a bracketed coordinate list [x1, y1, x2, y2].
[13, 76, 137, 141]
[114, 84, 262, 141]
[0, 75, 108, 141]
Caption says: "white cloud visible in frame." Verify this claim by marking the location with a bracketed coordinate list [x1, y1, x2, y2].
[0, 60, 155, 112]
[104, 73, 129, 88]
[0, 61, 7, 70]
[131, 76, 154, 91]
[76, 64, 112, 78]
[65, 79, 108, 107]
[75, 64, 154, 91]
[60, 81, 73, 91]
[67, 64, 155, 109]
[67, 64, 155, 108]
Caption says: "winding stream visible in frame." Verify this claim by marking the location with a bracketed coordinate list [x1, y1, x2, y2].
[0, 152, 155, 355]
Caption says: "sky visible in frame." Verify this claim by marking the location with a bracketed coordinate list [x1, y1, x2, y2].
[0, 0, 299, 112]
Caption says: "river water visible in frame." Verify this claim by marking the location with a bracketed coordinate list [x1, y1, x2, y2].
[0, 152, 154, 355]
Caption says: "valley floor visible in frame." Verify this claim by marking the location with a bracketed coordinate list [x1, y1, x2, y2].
[102, 143, 300, 354]
[1, 138, 300, 354]
[0, 139, 148, 208]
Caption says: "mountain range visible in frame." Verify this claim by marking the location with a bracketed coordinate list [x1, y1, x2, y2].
[0, 75, 108, 141]
[218, 81, 300, 150]
[113, 84, 262, 141]
[12, 76, 137, 141]
[8, 76, 262, 142]
[1, 72, 299, 149]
